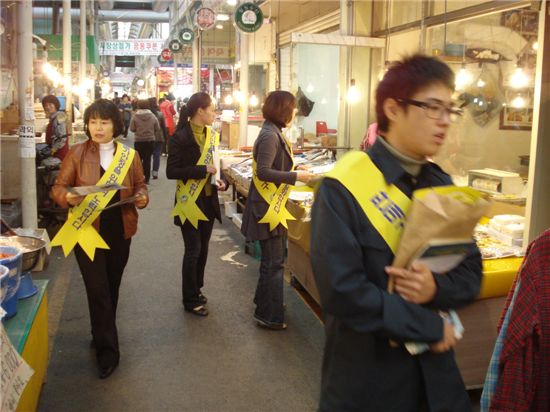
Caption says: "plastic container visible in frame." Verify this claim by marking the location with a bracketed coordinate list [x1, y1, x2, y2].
[0, 245, 22, 319]
[0, 265, 9, 303]
[17, 272, 38, 299]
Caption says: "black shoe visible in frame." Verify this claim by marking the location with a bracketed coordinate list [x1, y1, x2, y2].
[98, 362, 118, 379]
[198, 293, 207, 304]
[185, 305, 209, 316]
[254, 315, 287, 330]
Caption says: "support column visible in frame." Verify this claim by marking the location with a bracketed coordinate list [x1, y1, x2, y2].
[17, 0, 37, 228]
[192, 34, 201, 92]
[239, 31, 249, 148]
[63, 0, 73, 140]
[80, 0, 87, 109]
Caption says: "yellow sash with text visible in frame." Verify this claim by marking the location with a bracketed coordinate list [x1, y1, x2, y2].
[51, 142, 135, 261]
[324, 151, 411, 253]
[252, 136, 298, 231]
[171, 127, 219, 229]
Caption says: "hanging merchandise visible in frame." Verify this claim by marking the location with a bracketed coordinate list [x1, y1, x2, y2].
[169, 39, 182, 53]
[295, 87, 315, 117]
[161, 48, 173, 61]
[179, 28, 195, 44]
[195, 8, 216, 31]
[234, 2, 263, 33]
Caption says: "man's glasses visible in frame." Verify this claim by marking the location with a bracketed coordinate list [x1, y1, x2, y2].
[396, 98, 463, 123]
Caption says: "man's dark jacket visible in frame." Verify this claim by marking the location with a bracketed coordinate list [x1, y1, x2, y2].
[310, 139, 482, 412]
[166, 123, 223, 226]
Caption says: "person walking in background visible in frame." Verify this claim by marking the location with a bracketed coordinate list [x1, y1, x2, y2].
[310, 55, 480, 411]
[148, 97, 167, 180]
[118, 94, 133, 138]
[240, 91, 313, 330]
[51, 98, 148, 379]
[42, 95, 69, 161]
[160, 93, 177, 153]
[130, 99, 161, 184]
[166, 92, 227, 317]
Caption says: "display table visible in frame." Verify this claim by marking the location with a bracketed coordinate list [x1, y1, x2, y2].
[4, 280, 49, 412]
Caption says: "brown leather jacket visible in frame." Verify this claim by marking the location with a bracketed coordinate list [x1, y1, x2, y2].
[51, 139, 149, 239]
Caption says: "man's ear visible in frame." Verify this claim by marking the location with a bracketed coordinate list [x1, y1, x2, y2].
[383, 98, 401, 122]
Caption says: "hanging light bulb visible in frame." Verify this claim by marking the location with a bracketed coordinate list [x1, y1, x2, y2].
[510, 66, 529, 89]
[455, 65, 472, 91]
[249, 92, 259, 108]
[227, 0, 237, 5]
[476, 78, 486, 88]
[233, 89, 244, 104]
[532, 41, 539, 51]
[346, 79, 360, 103]
[224, 94, 234, 105]
[511, 95, 526, 108]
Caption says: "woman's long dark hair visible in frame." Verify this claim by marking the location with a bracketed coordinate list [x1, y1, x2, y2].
[175, 92, 212, 131]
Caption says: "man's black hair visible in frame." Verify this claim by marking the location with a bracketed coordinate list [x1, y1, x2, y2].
[376, 54, 455, 133]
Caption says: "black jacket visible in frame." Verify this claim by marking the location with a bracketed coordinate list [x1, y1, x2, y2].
[310, 139, 482, 412]
[166, 123, 223, 226]
[241, 120, 297, 241]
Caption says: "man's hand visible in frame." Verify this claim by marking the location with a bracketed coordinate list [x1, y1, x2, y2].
[216, 179, 226, 191]
[429, 321, 457, 353]
[134, 193, 148, 209]
[385, 262, 437, 304]
[206, 165, 217, 175]
[66, 192, 85, 206]
[295, 164, 310, 171]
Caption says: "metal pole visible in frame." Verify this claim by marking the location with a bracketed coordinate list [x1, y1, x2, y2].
[17, 0, 38, 228]
[192, 34, 201, 92]
[80, 0, 87, 110]
[63, 0, 73, 140]
[239, 31, 249, 148]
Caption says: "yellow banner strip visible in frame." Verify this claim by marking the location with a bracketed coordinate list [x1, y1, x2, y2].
[324, 151, 411, 253]
[51, 142, 135, 260]
[171, 128, 219, 229]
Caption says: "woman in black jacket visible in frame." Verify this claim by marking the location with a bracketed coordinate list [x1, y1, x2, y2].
[241, 91, 313, 330]
[166, 92, 226, 316]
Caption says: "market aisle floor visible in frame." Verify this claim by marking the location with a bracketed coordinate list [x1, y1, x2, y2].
[36, 157, 324, 412]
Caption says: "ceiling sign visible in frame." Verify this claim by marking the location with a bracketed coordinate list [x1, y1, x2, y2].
[234, 3, 263, 33]
[169, 39, 182, 52]
[161, 48, 173, 61]
[195, 7, 216, 31]
[99, 39, 165, 56]
[179, 28, 195, 44]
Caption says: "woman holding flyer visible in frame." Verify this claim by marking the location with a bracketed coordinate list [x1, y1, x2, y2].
[166, 92, 226, 317]
[51, 99, 148, 379]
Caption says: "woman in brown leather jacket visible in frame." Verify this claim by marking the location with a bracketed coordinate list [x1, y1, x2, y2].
[51, 99, 148, 379]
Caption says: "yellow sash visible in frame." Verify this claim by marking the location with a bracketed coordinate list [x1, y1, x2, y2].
[171, 127, 219, 229]
[51, 142, 136, 260]
[324, 151, 411, 253]
[252, 135, 296, 231]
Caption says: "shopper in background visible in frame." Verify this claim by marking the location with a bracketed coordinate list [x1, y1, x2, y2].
[166, 92, 227, 317]
[42, 95, 69, 161]
[130, 99, 161, 184]
[51, 98, 148, 379]
[310, 54, 481, 411]
[118, 94, 133, 138]
[160, 93, 177, 150]
[148, 97, 167, 179]
[241, 91, 313, 330]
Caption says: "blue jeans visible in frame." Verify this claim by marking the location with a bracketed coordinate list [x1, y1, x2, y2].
[254, 235, 285, 324]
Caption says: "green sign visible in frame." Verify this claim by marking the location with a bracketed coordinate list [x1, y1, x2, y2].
[234, 3, 263, 33]
[179, 28, 195, 44]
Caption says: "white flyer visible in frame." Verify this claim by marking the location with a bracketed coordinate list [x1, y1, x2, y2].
[0, 324, 34, 412]
[18, 125, 36, 159]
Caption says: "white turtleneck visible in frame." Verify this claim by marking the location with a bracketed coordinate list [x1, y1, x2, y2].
[99, 140, 115, 171]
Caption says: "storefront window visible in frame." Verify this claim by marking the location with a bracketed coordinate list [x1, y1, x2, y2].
[424, 8, 537, 197]
[290, 43, 340, 143]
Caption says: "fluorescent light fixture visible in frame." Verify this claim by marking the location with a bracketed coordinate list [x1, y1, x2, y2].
[217, 14, 230, 21]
